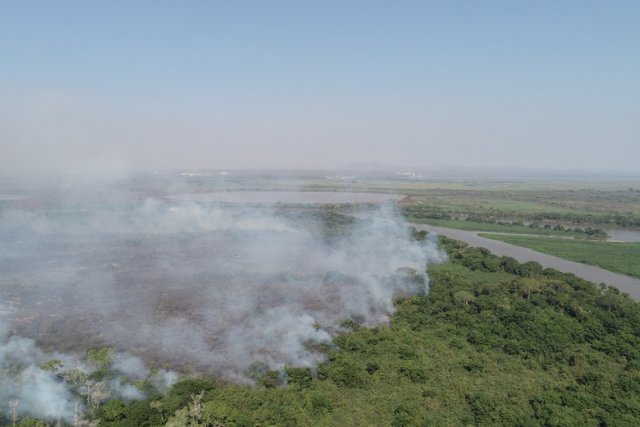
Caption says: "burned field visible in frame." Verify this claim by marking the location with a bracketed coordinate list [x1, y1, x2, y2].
[0, 200, 444, 378]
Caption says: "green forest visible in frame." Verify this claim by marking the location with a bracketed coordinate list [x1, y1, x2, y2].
[6, 232, 640, 426]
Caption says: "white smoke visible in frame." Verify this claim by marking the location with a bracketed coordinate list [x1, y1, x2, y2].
[0, 191, 447, 419]
[0, 301, 178, 421]
[0, 311, 76, 422]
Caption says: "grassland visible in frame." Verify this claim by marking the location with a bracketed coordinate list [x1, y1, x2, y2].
[479, 233, 640, 279]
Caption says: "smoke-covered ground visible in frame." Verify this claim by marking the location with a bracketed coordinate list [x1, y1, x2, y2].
[0, 184, 446, 419]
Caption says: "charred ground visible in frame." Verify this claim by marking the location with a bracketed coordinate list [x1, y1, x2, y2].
[1, 198, 438, 375]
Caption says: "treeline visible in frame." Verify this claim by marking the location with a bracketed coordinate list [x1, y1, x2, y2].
[403, 206, 453, 220]
[530, 212, 640, 228]
[465, 217, 610, 238]
[6, 237, 640, 426]
[404, 205, 640, 228]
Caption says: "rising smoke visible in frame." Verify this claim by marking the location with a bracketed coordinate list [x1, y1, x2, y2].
[0, 302, 178, 422]
[0, 183, 446, 420]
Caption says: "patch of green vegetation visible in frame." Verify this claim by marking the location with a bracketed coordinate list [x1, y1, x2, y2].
[480, 233, 640, 279]
[428, 260, 514, 284]
[408, 217, 607, 237]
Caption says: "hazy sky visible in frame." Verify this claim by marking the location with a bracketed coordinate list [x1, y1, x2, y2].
[1, 1, 639, 173]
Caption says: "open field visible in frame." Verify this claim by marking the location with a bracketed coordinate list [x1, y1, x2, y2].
[479, 233, 640, 279]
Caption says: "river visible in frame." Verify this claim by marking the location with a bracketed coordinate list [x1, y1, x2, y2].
[413, 223, 640, 301]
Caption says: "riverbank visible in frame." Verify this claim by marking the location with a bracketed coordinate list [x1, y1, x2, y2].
[407, 217, 616, 239]
[479, 234, 640, 280]
[410, 222, 640, 300]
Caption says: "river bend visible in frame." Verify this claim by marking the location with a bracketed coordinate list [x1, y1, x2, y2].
[414, 224, 640, 301]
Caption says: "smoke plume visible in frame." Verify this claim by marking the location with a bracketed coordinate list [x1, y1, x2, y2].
[0, 185, 446, 419]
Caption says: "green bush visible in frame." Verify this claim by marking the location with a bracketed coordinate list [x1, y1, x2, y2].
[284, 366, 313, 387]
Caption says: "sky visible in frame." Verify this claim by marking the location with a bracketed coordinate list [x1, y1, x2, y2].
[1, 1, 639, 174]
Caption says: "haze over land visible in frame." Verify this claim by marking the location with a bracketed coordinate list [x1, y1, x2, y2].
[3, 3, 640, 424]
[0, 175, 448, 421]
[1, 2, 640, 175]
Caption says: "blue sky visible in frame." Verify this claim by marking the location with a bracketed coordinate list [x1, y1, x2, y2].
[1, 1, 639, 173]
